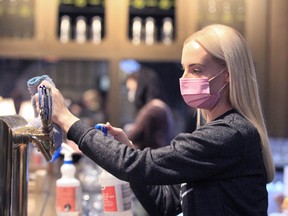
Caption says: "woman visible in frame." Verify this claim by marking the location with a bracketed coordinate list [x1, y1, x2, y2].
[36, 24, 275, 215]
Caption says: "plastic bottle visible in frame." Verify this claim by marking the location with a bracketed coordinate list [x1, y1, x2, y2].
[95, 124, 133, 215]
[99, 169, 133, 215]
[55, 143, 82, 216]
[282, 165, 288, 214]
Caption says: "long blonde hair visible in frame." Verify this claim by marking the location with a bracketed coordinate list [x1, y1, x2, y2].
[185, 24, 275, 183]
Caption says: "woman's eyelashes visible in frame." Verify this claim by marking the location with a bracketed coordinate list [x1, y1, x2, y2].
[191, 68, 202, 74]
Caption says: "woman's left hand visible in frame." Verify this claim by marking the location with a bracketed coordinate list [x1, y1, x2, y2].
[105, 122, 134, 148]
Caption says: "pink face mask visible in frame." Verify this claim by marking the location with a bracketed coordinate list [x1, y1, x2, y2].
[179, 68, 227, 109]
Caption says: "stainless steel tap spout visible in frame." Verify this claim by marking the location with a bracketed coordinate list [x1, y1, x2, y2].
[13, 126, 54, 161]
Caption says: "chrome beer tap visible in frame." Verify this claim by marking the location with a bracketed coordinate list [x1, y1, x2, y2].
[13, 85, 55, 161]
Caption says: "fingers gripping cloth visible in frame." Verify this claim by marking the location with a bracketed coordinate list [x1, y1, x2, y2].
[27, 75, 63, 151]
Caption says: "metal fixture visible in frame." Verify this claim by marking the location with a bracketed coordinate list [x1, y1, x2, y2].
[0, 85, 54, 216]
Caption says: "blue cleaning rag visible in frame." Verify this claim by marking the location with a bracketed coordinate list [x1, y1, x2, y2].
[27, 75, 62, 151]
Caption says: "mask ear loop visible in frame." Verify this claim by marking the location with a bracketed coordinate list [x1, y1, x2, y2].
[208, 67, 227, 82]
[217, 81, 229, 94]
[196, 109, 201, 128]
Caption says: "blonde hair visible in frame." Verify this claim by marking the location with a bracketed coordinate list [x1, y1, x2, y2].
[186, 24, 275, 183]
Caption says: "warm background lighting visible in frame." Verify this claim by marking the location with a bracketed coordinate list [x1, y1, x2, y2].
[0, 97, 17, 116]
[18, 100, 35, 122]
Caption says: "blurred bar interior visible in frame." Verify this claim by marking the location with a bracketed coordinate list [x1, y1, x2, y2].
[0, 0, 287, 215]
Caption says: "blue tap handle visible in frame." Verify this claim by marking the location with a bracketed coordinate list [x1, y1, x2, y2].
[38, 85, 52, 122]
[38, 86, 43, 108]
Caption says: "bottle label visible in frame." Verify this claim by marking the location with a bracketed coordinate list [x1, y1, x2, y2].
[102, 183, 131, 212]
[56, 186, 81, 212]
[102, 186, 118, 211]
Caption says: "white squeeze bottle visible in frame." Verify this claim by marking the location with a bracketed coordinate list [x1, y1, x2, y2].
[95, 124, 133, 216]
[55, 143, 82, 216]
[282, 165, 288, 214]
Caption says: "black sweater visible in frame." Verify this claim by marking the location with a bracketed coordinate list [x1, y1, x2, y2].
[67, 110, 268, 216]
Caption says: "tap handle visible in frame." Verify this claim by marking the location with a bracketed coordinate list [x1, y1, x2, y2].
[37, 84, 55, 161]
[38, 85, 53, 134]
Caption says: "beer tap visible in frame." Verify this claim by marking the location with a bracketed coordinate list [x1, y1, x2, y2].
[13, 85, 55, 161]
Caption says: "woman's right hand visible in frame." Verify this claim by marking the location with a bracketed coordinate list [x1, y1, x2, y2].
[35, 81, 79, 133]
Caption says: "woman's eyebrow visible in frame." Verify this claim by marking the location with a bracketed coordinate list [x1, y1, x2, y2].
[186, 63, 206, 68]
[180, 62, 207, 69]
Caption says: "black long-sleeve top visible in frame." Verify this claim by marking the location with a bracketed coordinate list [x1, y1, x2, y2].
[67, 109, 268, 216]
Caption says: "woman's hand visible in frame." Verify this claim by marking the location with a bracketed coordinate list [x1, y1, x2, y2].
[105, 122, 134, 148]
[35, 81, 79, 133]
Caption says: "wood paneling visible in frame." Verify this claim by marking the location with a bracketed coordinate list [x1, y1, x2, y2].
[267, 0, 288, 137]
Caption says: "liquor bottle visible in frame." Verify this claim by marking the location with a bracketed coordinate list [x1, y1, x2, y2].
[144, 16, 156, 45]
[6, 0, 19, 38]
[146, 0, 157, 8]
[159, 0, 173, 10]
[161, 17, 173, 45]
[60, 15, 71, 43]
[0, 0, 6, 37]
[130, 0, 145, 9]
[89, 0, 102, 6]
[221, 0, 234, 24]
[91, 16, 102, 44]
[75, 16, 87, 43]
[18, 0, 34, 38]
[74, 0, 87, 8]
[61, 0, 74, 5]
[131, 16, 142, 45]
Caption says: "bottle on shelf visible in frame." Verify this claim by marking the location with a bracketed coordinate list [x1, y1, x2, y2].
[91, 16, 102, 44]
[144, 16, 156, 45]
[60, 15, 71, 43]
[74, 0, 87, 8]
[0, 0, 4, 37]
[6, 0, 19, 38]
[130, 0, 146, 9]
[75, 16, 87, 43]
[131, 16, 142, 45]
[161, 17, 173, 45]
[61, 0, 74, 5]
[146, 0, 158, 8]
[221, 0, 234, 24]
[18, 0, 34, 38]
[89, 0, 102, 6]
[159, 0, 174, 10]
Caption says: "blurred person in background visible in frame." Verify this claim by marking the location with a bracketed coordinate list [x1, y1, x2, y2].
[124, 63, 175, 150]
[80, 89, 106, 127]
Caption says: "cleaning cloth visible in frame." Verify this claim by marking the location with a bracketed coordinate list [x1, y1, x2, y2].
[27, 75, 62, 151]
